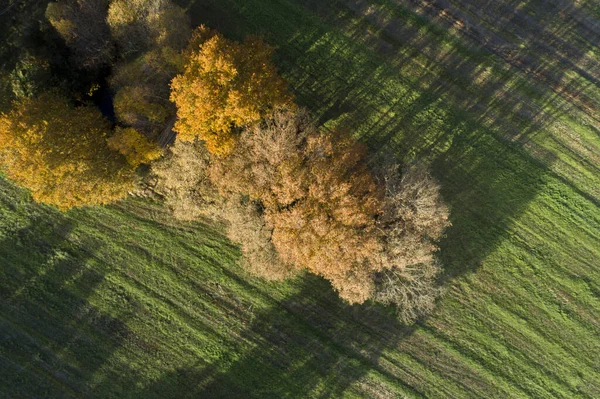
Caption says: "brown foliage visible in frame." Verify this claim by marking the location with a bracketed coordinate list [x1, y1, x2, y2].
[170, 26, 294, 156]
[0, 93, 135, 210]
[151, 139, 221, 221]
[159, 108, 451, 313]
[152, 139, 295, 280]
[221, 197, 296, 281]
[211, 109, 384, 303]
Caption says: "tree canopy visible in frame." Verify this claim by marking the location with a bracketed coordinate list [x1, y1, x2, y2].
[207, 108, 450, 313]
[45, 0, 114, 69]
[210, 109, 385, 303]
[0, 93, 135, 210]
[170, 26, 294, 156]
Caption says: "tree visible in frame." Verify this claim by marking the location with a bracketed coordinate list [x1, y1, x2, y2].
[8, 52, 52, 100]
[158, 108, 451, 315]
[170, 26, 294, 156]
[0, 93, 135, 210]
[113, 85, 170, 128]
[107, 127, 163, 167]
[107, 0, 191, 138]
[151, 139, 221, 221]
[372, 162, 451, 322]
[221, 196, 297, 281]
[107, 0, 190, 57]
[151, 139, 294, 279]
[45, 0, 114, 69]
[210, 109, 384, 303]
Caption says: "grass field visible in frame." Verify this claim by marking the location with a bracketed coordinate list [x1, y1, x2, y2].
[2, 0, 600, 397]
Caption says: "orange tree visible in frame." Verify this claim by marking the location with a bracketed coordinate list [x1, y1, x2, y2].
[170, 26, 293, 156]
[210, 109, 384, 303]
[0, 93, 136, 210]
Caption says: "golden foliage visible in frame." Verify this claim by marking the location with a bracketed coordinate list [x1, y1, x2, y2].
[107, 127, 162, 167]
[0, 93, 135, 210]
[170, 26, 294, 156]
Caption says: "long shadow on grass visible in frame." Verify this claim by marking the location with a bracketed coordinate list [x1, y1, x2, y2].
[183, 0, 563, 279]
[132, 274, 415, 398]
[0, 192, 131, 398]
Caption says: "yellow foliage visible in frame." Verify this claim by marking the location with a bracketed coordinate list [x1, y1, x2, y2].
[107, 127, 163, 167]
[0, 93, 135, 210]
[170, 26, 294, 156]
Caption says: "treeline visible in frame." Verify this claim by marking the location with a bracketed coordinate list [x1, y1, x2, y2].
[0, 0, 450, 322]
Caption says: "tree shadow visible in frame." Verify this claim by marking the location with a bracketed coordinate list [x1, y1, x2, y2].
[0, 195, 132, 398]
[182, 0, 598, 280]
[131, 274, 416, 398]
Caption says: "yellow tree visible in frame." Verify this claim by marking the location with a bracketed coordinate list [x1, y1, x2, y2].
[170, 26, 294, 156]
[0, 93, 136, 210]
[107, 0, 191, 138]
[107, 127, 163, 167]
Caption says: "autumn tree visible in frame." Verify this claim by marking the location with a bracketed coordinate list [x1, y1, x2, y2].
[221, 197, 297, 281]
[107, 127, 163, 167]
[108, 0, 191, 139]
[372, 162, 451, 323]
[0, 93, 136, 210]
[107, 0, 190, 57]
[151, 139, 221, 221]
[155, 108, 450, 315]
[151, 139, 294, 279]
[170, 26, 294, 156]
[45, 0, 114, 69]
[210, 109, 384, 303]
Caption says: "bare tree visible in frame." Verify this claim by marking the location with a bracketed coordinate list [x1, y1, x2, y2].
[373, 162, 451, 323]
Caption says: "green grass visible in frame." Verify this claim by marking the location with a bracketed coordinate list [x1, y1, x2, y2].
[2, 0, 600, 397]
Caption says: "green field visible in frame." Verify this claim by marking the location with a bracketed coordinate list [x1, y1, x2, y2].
[2, 0, 600, 397]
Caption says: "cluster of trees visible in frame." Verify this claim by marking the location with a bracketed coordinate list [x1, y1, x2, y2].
[1, 0, 186, 208]
[153, 106, 449, 321]
[156, 25, 450, 320]
[0, 1, 450, 321]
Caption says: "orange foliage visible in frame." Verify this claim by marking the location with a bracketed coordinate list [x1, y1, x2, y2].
[170, 26, 294, 156]
[210, 109, 384, 303]
[0, 94, 135, 210]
